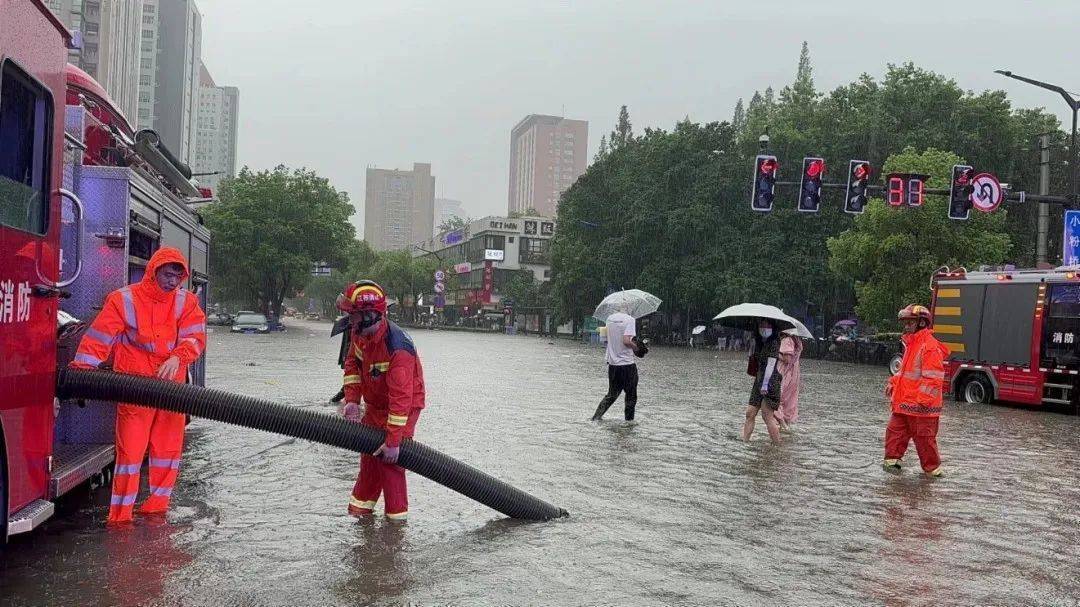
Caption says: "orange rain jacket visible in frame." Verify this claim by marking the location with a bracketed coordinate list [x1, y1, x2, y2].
[888, 328, 950, 417]
[71, 247, 206, 379]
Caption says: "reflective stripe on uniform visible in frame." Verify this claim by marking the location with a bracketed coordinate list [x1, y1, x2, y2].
[110, 493, 137, 506]
[114, 463, 141, 475]
[343, 375, 361, 386]
[120, 288, 138, 330]
[149, 457, 181, 469]
[173, 289, 188, 321]
[387, 414, 408, 426]
[84, 327, 116, 346]
[149, 486, 173, 497]
[179, 323, 205, 337]
[385, 511, 408, 520]
[75, 352, 104, 367]
[372, 362, 390, 372]
[899, 403, 942, 415]
[122, 329, 157, 353]
[350, 496, 377, 509]
[918, 384, 941, 396]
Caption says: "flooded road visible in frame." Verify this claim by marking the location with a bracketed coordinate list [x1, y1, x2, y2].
[2, 319, 1079, 606]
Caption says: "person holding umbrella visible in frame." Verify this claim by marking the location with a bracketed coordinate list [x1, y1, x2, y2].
[743, 319, 784, 442]
[714, 303, 812, 443]
[590, 289, 660, 421]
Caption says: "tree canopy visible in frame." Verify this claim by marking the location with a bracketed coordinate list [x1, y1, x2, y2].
[552, 46, 1066, 334]
[204, 165, 356, 316]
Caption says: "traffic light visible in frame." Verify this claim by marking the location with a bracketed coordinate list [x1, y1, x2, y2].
[887, 175, 905, 207]
[798, 157, 825, 212]
[949, 164, 975, 220]
[751, 155, 778, 212]
[844, 160, 871, 214]
[885, 173, 930, 208]
[906, 176, 925, 207]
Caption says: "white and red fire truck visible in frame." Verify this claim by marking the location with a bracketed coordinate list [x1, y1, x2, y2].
[2, 0, 211, 541]
[932, 267, 1080, 410]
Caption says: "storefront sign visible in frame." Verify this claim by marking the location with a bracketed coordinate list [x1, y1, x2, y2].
[541, 221, 555, 236]
[443, 229, 466, 245]
[484, 249, 505, 261]
[524, 221, 537, 235]
[454, 262, 472, 274]
[488, 220, 519, 231]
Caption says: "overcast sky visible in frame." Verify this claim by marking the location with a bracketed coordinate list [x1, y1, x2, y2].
[196, 0, 1080, 235]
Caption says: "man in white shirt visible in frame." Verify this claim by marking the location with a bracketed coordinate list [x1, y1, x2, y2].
[591, 309, 641, 421]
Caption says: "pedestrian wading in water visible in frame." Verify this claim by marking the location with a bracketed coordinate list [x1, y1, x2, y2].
[592, 305, 641, 421]
[743, 319, 783, 443]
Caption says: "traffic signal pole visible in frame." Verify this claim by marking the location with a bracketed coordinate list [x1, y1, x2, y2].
[769, 180, 1070, 205]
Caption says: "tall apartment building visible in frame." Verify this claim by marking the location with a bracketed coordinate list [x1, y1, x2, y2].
[508, 114, 588, 218]
[138, 0, 201, 163]
[364, 163, 435, 252]
[45, 0, 144, 122]
[192, 63, 239, 191]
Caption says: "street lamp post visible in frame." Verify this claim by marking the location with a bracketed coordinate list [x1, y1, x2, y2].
[995, 70, 1079, 208]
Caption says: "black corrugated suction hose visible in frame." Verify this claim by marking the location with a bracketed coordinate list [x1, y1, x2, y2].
[58, 369, 568, 521]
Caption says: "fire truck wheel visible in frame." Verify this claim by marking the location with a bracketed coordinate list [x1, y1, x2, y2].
[961, 374, 993, 404]
[888, 354, 903, 376]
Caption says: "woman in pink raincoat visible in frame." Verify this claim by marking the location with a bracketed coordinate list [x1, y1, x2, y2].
[775, 328, 803, 430]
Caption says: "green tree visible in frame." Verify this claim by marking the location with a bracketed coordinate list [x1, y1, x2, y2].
[610, 105, 633, 149]
[204, 165, 356, 318]
[437, 215, 470, 233]
[827, 148, 1012, 329]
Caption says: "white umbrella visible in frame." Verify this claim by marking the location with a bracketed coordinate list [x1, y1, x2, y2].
[593, 289, 662, 321]
[713, 303, 812, 338]
[692, 325, 707, 335]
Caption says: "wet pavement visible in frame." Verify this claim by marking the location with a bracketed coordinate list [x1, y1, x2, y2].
[2, 319, 1079, 606]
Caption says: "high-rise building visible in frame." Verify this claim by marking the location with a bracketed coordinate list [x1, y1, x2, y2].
[139, 0, 201, 163]
[193, 63, 239, 192]
[508, 114, 588, 218]
[433, 198, 465, 235]
[364, 163, 435, 252]
[45, 0, 144, 122]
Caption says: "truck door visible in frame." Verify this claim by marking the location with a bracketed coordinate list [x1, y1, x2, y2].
[0, 58, 62, 512]
[1042, 283, 1080, 368]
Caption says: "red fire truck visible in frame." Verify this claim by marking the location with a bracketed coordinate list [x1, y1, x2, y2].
[2, 1, 211, 541]
[932, 267, 1080, 409]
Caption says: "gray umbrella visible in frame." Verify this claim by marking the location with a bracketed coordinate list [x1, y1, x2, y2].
[713, 303, 813, 338]
[593, 289, 662, 321]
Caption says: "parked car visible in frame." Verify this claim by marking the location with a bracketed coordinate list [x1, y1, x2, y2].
[231, 313, 270, 334]
[207, 312, 233, 326]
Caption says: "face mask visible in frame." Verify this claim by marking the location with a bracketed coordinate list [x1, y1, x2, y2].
[352, 311, 382, 333]
[759, 328, 773, 339]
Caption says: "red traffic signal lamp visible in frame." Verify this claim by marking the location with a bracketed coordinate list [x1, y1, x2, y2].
[845, 160, 871, 214]
[949, 164, 975, 220]
[885, 173, 930, 208]
[751, 155, 778, 212]
[798, 157, 825, 212]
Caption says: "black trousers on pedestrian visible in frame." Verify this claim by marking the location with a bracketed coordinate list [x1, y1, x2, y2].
[592, 363, 638, 420]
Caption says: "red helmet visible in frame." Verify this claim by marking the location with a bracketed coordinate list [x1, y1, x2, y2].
[897, 304, 931, 323]
[336, 280, 387, 314]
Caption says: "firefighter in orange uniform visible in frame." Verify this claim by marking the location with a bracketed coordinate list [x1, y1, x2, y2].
[70, 247, 207, 523]
[884, 304, 949, 476]
[338, 280, 425, 521]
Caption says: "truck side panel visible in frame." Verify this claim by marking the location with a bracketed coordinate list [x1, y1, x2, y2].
[979, 283, 1038, 367]
[933, 284, 984, 358]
